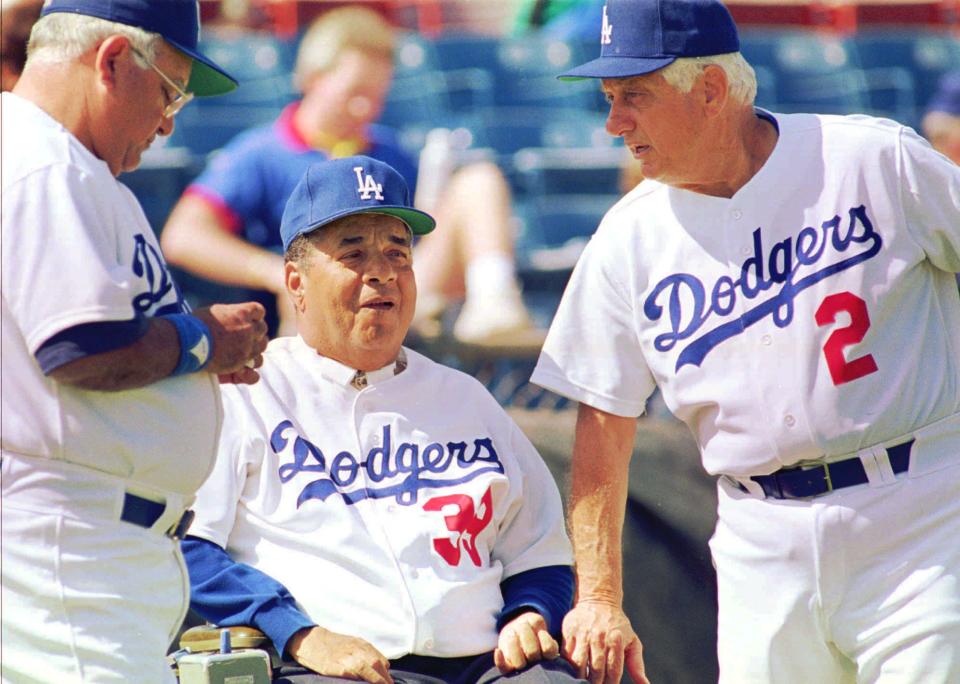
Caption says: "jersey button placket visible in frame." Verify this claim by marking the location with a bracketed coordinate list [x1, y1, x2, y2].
[733, 209, 752, 256]
[359, 406, 420, 654]
[729, 202, 779, 456]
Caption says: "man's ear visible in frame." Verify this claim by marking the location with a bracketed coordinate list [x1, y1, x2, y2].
[285, 260, 306, 312]
[94, 35, 130, 90]
[701, 64, 729, 116]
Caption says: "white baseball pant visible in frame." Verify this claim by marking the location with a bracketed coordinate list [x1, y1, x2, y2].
[710, 430, 960, 683]
[1, 453, 190, 683]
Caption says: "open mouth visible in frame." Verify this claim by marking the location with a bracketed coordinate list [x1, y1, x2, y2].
[363, 300, 395, 310]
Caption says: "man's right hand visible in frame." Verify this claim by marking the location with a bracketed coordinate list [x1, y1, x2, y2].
[287, 626, 394, 684]
[562, 601, 650, 684]
[193, 302, 268, 384]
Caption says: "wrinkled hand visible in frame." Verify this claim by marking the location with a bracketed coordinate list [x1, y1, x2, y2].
[193, 302, 268, 384]
[495, 611, 559, 674]
[562, 601, 649, 684]
[287, 626, 393, 684]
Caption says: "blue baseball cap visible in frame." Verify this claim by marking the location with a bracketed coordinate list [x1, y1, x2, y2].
[280, 156, 436, 252]
[926, 71, 960, 117]
[41, 0, 237, 96]
[560, 0, 740, 80]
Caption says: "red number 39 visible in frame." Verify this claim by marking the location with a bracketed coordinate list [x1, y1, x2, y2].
[815, 291, 879, 386]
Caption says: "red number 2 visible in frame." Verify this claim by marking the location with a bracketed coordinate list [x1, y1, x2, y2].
[815, 292, 879, 386]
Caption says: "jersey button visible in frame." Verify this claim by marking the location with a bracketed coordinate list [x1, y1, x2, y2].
[423, 639, 434, 649]
[732, 209, 743, 220]
[761, 334, 772, 346]
[784, 415, 797, 427]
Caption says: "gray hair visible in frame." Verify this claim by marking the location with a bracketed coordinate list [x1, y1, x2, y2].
[26, 12, 161, 67]
[659, 52, 757, 105]
[284, 233, 313, 265]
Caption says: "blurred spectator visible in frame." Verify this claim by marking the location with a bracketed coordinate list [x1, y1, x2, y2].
[0, 0, 42, 91]
[219, 0, 252, 25]
[203, 0, 274, 34]
[161, 6, 540, 347]
[922, 71, 960, 165]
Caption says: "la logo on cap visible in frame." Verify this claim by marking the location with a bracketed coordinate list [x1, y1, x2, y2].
[354, 166, 384, 200]
[601, 5, 613, 45]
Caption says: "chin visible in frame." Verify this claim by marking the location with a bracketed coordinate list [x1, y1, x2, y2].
[356, 326, 403, 351]
[121, 153, 144, 175]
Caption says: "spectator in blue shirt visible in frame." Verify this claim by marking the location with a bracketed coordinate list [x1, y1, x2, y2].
[160, 6, 539, 346]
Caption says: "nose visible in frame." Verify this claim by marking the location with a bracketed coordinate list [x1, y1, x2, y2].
[605, 100, 633, 138]
[363, 252, 397, 284]
[158, 112, 175, 137]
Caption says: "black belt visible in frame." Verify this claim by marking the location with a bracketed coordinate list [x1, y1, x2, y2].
[120, 492, 194, 540]
[750, 439, 913, 500]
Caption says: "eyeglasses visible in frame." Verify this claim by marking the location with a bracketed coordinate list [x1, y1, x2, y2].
[130, 46, 194, 118]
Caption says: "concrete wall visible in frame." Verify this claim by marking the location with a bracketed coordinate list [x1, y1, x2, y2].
[511, 409, 719, 684]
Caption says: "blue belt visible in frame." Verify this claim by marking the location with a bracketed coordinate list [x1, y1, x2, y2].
[750, 439, 913, 500]
[120, 492, 194, 540]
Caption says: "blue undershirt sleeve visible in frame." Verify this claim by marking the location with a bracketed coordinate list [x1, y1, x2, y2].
[35, 316, 149, 374]
[181, 536, 315, 657]
[497, 565, 575, 638]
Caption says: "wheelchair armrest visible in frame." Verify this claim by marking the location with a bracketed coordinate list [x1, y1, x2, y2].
[179, 624, 270, 653]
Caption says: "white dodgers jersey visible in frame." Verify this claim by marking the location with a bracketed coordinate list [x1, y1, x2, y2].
[0, 92, 221, 496]
[533, 112, 960, 477]
[190, 336, 572, 658]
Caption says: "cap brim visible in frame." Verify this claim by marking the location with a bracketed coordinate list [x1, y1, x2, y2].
[559, 55, 676, 81]
[168, 40, 238, 97]
[365, 208, 436, 236]
[301, 206, 436, 242]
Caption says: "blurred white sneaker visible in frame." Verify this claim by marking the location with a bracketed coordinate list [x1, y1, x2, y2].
[410, 292, 447, 340]
[453, 291, 545, 350]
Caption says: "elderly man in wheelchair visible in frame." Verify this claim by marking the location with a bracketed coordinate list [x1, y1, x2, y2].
[170, 157, 582, 684]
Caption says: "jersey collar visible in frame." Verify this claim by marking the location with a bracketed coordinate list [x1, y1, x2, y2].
[301, 336, 408, 389]
[349, 349, 408, 390]
[276, 102, 311, 152]
[276, 101, 369, 157]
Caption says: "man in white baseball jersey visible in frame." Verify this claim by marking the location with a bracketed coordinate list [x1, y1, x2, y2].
[530, 1, 960, 683]
[182, 156, 580, 684]
[0, 1, 269, 682]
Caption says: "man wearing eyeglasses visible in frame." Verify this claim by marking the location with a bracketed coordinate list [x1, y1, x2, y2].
[0, 1, 270, 682]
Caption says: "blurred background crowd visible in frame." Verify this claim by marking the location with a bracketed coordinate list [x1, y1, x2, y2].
[2, 2, 958, 682]
[3, 2, 956, 408]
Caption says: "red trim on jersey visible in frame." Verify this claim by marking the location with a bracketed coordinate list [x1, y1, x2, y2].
[182, 186, 244, 235]
[275, 101, 370, 156]
[276, 102, 311, 152]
